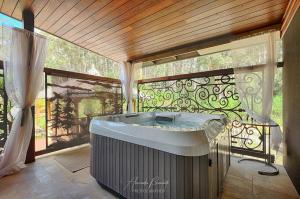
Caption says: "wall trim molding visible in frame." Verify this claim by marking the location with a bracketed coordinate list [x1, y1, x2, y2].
[281, 0, 300, 37]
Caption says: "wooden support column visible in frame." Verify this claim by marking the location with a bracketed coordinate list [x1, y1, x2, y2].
[23, 8, 35, 164]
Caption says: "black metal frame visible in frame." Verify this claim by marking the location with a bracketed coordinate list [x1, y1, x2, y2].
[237, 123, 279, 176]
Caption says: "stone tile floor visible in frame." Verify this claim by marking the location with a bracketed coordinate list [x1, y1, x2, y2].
[222, 157, 299, 199]
[0, 148, 299, 199]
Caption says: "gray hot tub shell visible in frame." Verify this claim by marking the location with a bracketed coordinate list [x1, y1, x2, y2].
[90, 112, 230, 199]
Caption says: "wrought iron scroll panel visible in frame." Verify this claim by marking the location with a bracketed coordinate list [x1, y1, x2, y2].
[42, 72, 122, 154]
[137, 71, 267, 157]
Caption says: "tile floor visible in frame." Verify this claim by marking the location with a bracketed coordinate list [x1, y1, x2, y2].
[222, 157, 299, 199]
[0, 148, 299, 199]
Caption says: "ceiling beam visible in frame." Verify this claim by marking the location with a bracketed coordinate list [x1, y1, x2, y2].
[281, 0, 300, 37]
[142, 51, 200, 67]
[130, 24, 281, 64]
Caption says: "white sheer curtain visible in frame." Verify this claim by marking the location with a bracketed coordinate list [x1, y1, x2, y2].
[120, 61, 142, 113]
[0, 27, 47, 177]
[234, 32, 282, 151]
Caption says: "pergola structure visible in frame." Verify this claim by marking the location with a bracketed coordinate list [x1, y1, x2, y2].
[0, 0, 300, 196]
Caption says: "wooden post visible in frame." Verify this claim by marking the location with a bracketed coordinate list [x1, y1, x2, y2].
[23, 8, 35, 164]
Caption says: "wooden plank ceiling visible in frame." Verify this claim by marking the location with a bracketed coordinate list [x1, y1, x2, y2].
[0, 0, 289, 62]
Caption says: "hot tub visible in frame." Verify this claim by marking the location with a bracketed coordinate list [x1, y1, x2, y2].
[90, 112, 230, 199]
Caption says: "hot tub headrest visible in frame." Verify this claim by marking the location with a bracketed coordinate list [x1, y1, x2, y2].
[154, 112, 181, 122]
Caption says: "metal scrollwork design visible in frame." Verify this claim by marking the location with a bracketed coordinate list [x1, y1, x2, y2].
[138, 75, 245, 119]
[230, 120, 264, 151]
[138, 73, 266, 153]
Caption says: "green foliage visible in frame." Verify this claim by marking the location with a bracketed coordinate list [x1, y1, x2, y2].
[272, 93, 283, 126]
[80, 99, 101, 117]
[0, 78, 3, 89]
[272, 68, 283, 126]
[36, 29, 120, 79]
[139, 41, 283, 80]
[274, 68, 282, 95]
[138, 40, 283, 126]
[36, 115, 46, 130]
